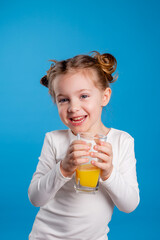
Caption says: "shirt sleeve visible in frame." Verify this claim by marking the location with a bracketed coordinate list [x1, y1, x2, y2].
[28, 133, 72, 207]
[100, 136, 140, 213]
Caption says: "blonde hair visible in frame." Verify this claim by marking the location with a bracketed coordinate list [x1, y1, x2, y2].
[40, 51, 118, 100]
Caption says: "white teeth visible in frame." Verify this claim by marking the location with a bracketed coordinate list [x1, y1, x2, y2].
[72, 117, 84, 120]
[71, 116, 86, 123]
[72, 118, 84, 123]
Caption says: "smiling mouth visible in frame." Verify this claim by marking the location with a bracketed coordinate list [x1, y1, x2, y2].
[69, 115, 87, 125]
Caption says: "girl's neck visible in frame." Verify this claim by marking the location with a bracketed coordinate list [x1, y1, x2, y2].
[96, 123, 110, 136]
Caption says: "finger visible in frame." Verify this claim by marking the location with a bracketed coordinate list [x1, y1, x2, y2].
[90, 152, 111, 163]
[76, 158, 90, 166]
[93, 144, 112, 156]
[91, 160, 108, 170]
[96, 141, 112, 148]
[71, 150, 90, 159]
[70, 143, 91, 153]
[71, 157, 89, 167]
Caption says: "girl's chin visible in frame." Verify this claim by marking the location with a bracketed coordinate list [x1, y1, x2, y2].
[69, 127, 86, 135]
[68, 125, 90, 135]
[69, 126, 99, 136]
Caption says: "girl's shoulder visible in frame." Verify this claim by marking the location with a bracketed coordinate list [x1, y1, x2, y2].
[46, 129, 69, 137]
[45, 128, 77, 146]
[109, 128, 134, 142]
[45, 129, 74, 155]
[108, 128, 135, 155]
[45, 129, 70, 142]
[43, 129, 71, 152]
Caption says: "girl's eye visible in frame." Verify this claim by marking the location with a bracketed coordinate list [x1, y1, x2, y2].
[80, 94, 89, 99]
[59, 98, 69, 103]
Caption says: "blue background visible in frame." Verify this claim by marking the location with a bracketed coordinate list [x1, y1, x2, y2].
[1, 0, 160, 239]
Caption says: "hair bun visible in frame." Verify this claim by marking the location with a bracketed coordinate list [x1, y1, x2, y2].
[40, 75, 48, 88]
[91, 51, 117, 83]
[98, 53, 117, 74]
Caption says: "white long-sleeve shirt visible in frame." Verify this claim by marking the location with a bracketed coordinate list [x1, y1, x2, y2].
[28, 128, 140, 240]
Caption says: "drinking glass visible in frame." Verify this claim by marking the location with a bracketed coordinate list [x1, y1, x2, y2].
[74, 133, 107, 193]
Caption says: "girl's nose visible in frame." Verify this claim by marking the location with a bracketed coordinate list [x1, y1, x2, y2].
[67, 102, 80, 113]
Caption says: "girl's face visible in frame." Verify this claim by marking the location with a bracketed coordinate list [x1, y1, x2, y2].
[53, 70, 111, 135]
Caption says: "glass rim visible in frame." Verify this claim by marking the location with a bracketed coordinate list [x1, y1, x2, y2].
[77, 132, 107, 140]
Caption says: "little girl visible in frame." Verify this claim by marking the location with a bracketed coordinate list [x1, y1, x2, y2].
[28, 51, 140, 240]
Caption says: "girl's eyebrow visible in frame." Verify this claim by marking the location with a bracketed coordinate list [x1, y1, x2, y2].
[56, 94, 66, 98]
[56, 89, 91, 98]
[79, 89, 91, 92]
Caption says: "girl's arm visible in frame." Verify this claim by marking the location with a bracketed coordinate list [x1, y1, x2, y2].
[28, 133, 72, 207]
[28, 133, 90, 207]
[101, 137, 140, 213]
[92, 135, 140, 213]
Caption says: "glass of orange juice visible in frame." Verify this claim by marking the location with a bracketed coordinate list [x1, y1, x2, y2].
[74, 133, 107, 193]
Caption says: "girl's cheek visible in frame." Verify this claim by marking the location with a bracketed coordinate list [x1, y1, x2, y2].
[57, 107, 64, 116]
[57, 104, 64, 111]
[58, 106, 67, 118]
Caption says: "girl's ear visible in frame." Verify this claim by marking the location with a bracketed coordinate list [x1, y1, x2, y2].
[101, 87, 112, 107]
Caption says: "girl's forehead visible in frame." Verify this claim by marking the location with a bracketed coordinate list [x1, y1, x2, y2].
[54, 69, 98, 92]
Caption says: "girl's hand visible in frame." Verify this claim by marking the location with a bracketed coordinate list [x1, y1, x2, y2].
[60, 140, 90, 178]
[90, 141, 113, 181]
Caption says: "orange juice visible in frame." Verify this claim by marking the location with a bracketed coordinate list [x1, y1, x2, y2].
[76, 164, 100, 188]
